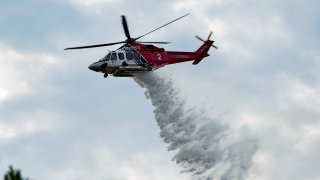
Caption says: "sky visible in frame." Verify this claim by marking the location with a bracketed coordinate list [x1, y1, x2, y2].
[1, 0, 320, 179]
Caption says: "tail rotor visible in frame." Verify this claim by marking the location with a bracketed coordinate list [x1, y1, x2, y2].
[195, 31, 218, 49]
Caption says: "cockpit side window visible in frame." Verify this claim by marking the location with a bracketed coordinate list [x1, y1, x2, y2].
[111, 53, 117, 60]
[98, 53, 111, 62]
[126, 52, 133, 60]
[118, 53, 124, 60]
[105, 53, 111, 61]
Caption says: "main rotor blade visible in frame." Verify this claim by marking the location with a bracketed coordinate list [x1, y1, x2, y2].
[207, 31, 213, 40]
[195, 35, 205, 42]
[212, 44, 218, 49]
[136, 41, 170, 44]
[64, 41, 125, 50]
[121, 15, 131, 40]
[135, 13, 190, 41]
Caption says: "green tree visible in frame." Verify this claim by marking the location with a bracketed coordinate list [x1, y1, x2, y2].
[4, 166, 28, 180]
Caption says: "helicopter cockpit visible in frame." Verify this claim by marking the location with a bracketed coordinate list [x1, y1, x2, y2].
[98, 53, 111, 62]
[98, 51, 128, 62]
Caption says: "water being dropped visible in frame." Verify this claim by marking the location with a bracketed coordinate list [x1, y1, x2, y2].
[134, 71, 257, 180]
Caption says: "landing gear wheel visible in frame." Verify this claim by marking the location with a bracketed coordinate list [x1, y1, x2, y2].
[147, 67, 152, 71]
[104, 73, 108, 78]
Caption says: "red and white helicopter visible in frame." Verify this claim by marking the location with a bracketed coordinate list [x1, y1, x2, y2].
[64, 14, 218, 78]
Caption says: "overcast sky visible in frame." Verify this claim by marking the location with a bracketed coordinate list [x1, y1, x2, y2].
[1, 0, 320, 179]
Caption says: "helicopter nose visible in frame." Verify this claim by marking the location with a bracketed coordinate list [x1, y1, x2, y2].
[89, 62, 108, 72]
[88, 63, 99, 72]
[88, 64, 94, 70]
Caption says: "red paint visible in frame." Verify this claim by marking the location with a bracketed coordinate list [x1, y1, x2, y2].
[130, 40, 214, 67]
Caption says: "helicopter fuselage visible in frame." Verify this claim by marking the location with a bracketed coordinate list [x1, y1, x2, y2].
[88, 41, 213, 78]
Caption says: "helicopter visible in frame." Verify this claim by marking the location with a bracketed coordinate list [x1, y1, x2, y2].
[64, 13, 218, 78]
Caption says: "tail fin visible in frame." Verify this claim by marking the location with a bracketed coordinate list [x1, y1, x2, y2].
[195, 40, 213, 54]
[192, 32, 218, 65]
[193, 41, 213, 65]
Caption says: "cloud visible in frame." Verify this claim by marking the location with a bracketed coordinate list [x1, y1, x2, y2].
[44, 145, 187, 180]
[67, 0, 120, 13]
[0, 42, 62, 103]
[0, 110, 61, 142]
[70, 0, 118, 7]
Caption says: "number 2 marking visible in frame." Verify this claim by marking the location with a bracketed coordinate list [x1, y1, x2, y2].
[157, 54, 162, 61]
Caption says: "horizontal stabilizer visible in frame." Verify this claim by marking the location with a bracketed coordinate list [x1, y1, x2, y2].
[192, 58, 203, 65]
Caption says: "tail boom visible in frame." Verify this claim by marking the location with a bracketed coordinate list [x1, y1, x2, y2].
[163, 40, 213, 65]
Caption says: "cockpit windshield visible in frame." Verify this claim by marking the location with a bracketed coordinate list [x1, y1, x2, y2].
[99, 53, 111, 62]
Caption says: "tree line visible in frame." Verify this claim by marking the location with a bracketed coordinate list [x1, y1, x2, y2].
[3, 166, 28, 180]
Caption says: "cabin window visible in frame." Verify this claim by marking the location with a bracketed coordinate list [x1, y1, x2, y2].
[118, 53, 124, 60]
[134, 53, 141, 60]
[111, 52, 117, 60]
[126, 52, 133, 60]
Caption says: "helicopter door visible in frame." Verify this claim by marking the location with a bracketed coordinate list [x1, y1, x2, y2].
[118, 52, 124, 61]
[134, 53, 144, 66]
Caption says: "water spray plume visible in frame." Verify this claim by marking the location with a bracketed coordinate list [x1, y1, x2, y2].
[134, 71, 257, 180]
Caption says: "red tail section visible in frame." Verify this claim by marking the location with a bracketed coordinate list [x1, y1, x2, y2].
[193, 40, 213, 65]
